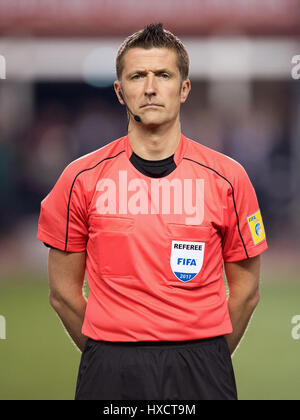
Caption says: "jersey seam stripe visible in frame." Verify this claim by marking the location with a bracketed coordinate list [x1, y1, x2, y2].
[183, 157, 249, 259]
[65, 150, 126, 252]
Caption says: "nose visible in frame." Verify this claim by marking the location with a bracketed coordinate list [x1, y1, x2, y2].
[144, 74, 156, 97]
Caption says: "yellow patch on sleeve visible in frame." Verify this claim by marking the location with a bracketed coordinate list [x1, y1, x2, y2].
[247, 209, 266, 246]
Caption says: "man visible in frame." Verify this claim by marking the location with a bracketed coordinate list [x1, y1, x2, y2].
[37, 23, 268, 400]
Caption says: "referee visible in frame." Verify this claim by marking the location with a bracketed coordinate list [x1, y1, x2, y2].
[37, 23, 268, 400]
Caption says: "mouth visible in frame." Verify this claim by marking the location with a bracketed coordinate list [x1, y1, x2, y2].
[140, 104, 163, 108]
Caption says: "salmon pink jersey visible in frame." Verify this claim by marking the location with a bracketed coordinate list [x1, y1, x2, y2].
[37, 134, 268, 341]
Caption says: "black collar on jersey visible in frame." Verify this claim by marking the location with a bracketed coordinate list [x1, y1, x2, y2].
[129, 151, 177, 178]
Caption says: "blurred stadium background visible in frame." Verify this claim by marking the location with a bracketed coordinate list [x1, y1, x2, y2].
[0, 0, 300, 400]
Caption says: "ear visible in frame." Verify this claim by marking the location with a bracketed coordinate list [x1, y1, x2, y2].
[114, 80, 125, 105]
[180, 79, 191, 104]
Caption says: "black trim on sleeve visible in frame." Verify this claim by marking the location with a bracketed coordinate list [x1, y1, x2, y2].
[65, 150, 125, 252]
[43, 242, 61, 251]
[183, 157, 249, 259]
[43, 242, 54, 249]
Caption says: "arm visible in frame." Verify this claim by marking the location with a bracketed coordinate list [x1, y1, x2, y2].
[224, 255, 261, 356]
[48, 248, 88, 352]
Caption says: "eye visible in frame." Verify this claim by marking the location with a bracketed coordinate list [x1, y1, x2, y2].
[160, 73, 169, 79]
[131, 74, 141, 80]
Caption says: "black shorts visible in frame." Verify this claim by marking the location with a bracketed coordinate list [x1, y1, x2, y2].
[75, 335, 237, 400]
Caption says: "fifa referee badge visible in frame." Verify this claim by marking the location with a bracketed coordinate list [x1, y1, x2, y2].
[247, 209, 266, 246]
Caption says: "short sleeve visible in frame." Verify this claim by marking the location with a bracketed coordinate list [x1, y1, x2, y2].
[222, 163, 268, 262]
[37, 164, 88, 252]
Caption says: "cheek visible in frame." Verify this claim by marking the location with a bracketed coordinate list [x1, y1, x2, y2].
[165, 86, 182, 103]
[169, 90, 182, 110]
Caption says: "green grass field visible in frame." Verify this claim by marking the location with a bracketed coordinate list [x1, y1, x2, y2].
[0, 271, 299, 400]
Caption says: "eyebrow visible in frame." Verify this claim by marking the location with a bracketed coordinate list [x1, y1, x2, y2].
[127, 68, 175, 78]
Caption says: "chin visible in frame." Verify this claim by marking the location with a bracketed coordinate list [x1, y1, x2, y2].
[142, 117, 168, 128]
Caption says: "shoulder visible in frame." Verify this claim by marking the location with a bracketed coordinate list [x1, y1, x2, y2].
[58, 136, 126, 183]
[184, 136, 249, 186]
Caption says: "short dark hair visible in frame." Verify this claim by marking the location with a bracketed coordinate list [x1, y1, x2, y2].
[116, 23, 189, 81]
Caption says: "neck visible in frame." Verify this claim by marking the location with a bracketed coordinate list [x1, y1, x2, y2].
[127, 117, 181, 160]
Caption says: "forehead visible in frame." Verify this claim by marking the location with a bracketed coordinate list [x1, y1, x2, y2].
[121, 47, 179, 75]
